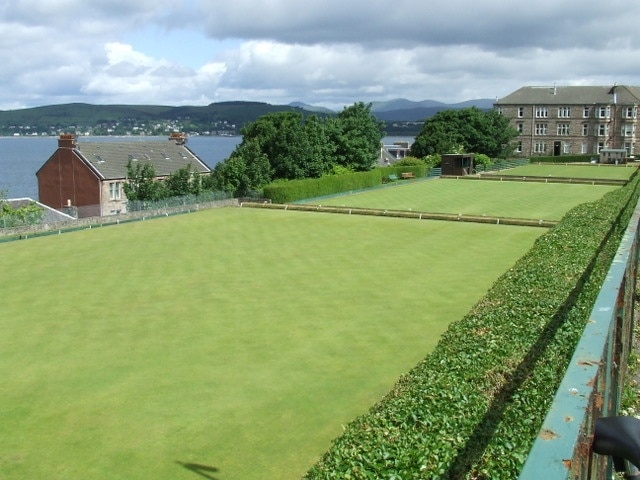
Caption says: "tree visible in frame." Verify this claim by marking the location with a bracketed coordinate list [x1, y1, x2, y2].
[165, 163, 204, 197]
[330, 102, 385, 171]
[205, 139, 272, 197]
[410, 107, 518, 159]
[123, 160, 163, 201]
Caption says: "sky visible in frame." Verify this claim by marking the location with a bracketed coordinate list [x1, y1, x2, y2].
[1, 0, 640, 111]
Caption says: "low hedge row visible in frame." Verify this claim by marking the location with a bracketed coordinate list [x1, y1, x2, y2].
[530, 154, 597, 163]
[304, 173, 640, 479]
[262, 166, 425, 204]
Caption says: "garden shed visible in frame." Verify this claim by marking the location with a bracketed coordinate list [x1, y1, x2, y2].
[441, 154, 475, 176]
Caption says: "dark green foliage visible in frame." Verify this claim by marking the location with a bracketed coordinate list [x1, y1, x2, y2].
[411, 108, 518, 159]
[330, 102, 386, 171]
[304, 174, 640, 479]
[210, 103, 385, 195]
[262, 170, 383, 204]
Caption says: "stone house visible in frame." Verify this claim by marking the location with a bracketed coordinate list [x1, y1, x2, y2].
[494, 85, 640, 158]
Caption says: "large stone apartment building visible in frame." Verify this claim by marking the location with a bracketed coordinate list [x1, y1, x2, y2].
[494, 85, 640, 158]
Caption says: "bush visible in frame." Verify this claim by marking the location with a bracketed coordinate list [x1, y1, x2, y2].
[304, 173, 640, 479]
[531, 154, 596, 163]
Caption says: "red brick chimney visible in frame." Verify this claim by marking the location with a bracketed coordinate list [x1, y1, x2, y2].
[58, 133, 76, 148]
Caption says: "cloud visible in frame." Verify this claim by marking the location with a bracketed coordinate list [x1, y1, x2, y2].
[0, 0, 639, 109]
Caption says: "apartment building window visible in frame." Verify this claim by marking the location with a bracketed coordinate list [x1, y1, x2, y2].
[583, 106, 590, 118]
[558, 106, 571, 118]
[623, 106, 637, 119]
[534, 123, 548, 135]
[625, 142, 634, 155]
[597, 142, 605, 153]
[109, 181, 122, 201]
[582, 124, 589, 136]
[515, 141, 522, 153]
[581, 142, 588, 154]
[535, 106, 548, 118]
[622, 124, 635, 137]
[534, 142, 547, 153]
[598, 106, 611, 118]
[597, 124, 608, 136]
[557, 123, 570, 135]
[517, 107, 525, 118]
[563, 143, 571, 154]
[516, 122, 524, 133]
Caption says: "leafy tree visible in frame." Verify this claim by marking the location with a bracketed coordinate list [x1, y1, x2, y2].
[165, 163, 204, 197]
[123, 160, 163, 201]
[330, 102, 385, 171]
[411, 107, 518, 158]
[205, 139, 272, 196]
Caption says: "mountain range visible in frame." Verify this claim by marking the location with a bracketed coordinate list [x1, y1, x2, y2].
[0, 98, 495, 136]
[291, 98, 495, 121]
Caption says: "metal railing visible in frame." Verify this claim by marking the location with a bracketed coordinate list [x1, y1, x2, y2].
[518, 198, 640, 479]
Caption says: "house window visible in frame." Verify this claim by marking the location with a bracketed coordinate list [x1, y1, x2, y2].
[535, 123, 548, 135]
[557, 123, 570, 135]
[563, 143, 571, 154]
[109, 182, 122, 200]
[535, 106, 548, 118]
[597, 142, 605, 153]
[515, 141, 522, 153]
[598, 106, 610, 118]
[534, 141, 547, 153]
[622, 124, 635, 137]
[597, 124, 608, 136]
[558, 106, 571, 118]
[516, 122, 524, 133]
[624, 106, 637, 119]
[625, 142, 634, 155]
[582, 124, 589, 136]
[581, 142, 588, 154]
[517, 107, 525, 118]
[496, 107, 503, 115]
[583, 107, 590, 118]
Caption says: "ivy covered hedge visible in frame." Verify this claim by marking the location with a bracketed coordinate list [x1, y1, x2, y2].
[262, 166, 425, 204]
[304, 174, 640, 479]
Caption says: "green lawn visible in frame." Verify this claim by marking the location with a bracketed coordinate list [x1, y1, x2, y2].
[492, 162, 637, 179]
[0, 208, 543, 480]
[308, 178, 618, 221]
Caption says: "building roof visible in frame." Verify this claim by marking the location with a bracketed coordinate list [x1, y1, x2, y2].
[73, 137, 211, 180]
[495, 85, 640, 105]
[6, 198, 75, 223]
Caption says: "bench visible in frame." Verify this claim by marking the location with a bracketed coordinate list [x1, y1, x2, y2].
[388, 174, 398, 181]
[401, 172, 415, 179]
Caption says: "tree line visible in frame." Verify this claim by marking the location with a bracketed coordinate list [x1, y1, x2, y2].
[123, 104, 518, 201]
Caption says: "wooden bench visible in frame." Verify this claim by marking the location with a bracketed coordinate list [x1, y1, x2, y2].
[401, 172, 415, 179]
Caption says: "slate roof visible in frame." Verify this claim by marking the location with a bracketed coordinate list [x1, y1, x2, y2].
[73, 139, 211, 180]
[496, 85, 640, 105]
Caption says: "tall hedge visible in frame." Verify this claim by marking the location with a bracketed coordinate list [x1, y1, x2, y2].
[304, 174, 640, 479]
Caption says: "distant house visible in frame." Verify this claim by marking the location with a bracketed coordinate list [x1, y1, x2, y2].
[494, 85, 640, 157]
[380, 141, 412, 165]
[36, 133, 211, 218]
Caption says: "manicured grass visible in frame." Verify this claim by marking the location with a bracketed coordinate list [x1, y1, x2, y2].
[0, 208, 543, 480]
[493, 162, 637, 179]
[309, 178, 618, 221]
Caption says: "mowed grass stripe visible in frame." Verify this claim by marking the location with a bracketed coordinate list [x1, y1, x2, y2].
[491, 163, 636, 179]
[0, 208, 543, 480]
[310, 178, 618, 220]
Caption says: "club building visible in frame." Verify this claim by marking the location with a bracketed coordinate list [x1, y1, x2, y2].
[494, 85, 640, 158]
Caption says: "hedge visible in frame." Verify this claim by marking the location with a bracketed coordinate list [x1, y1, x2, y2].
[262, 167, 425, 204]
[304, 172, 640, 479]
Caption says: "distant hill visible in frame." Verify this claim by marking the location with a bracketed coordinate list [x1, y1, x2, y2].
[0, 98, 496, 136]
